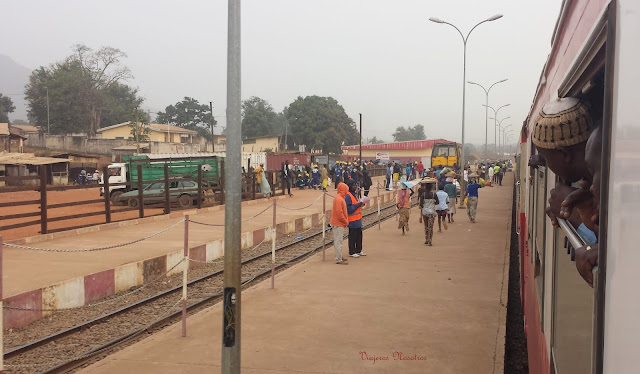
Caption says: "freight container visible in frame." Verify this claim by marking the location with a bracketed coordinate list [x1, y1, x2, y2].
[266, 152, 312, 171]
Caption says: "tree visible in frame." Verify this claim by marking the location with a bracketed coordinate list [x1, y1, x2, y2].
[24, 45, 138, 135]
[25, 62, 91, 134]
[156, 97, 213, 138]
[0, 93, 15, 123]
[241, 96, 279, 138]
[285, 96, 358, 154]
[368, 136, 385, 144]
[11, 119, 29, 125]
[128, 108, 151, 142]
[392, 124, 427, 142]
[100, 83, 143, 127]
[73, 44, 133, 135]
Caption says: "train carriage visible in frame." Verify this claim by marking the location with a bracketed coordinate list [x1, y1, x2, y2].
[516, 1, 639, 373]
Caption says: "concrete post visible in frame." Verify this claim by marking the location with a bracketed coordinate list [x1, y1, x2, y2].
[182, 215, 189, 337]
[222, 0, 242, 371]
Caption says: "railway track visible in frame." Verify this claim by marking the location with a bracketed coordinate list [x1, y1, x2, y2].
[4, 197, 410, 374]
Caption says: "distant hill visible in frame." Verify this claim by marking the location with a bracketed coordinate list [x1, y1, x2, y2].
[0, 55, 32, 121]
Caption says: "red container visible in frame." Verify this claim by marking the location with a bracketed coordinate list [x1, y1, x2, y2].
[266, 153, 312, 171]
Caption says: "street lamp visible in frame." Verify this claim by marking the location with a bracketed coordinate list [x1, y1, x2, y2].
[483, 104, 510, 157]
[491, 117, 511, 154]
[429, 13, 503, 207]
[503, 128, 514, 155]
[497, 125, 513, 156]
[467, 79, 508, 164]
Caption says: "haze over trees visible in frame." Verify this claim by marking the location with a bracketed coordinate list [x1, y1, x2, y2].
[392, 124, 426, 142]
[155, 97, 214, 138]
[0, 93, 15, 123]
[24, 44, 139, 135]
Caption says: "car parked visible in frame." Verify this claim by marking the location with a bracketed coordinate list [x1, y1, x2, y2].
[120, 179, 209, 208]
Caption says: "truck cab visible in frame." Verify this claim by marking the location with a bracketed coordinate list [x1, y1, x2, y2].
[99, 163, 129, 203]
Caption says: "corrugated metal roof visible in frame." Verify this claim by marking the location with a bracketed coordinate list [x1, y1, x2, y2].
[97, 122, 198, 135]
[0, 152, 71, 165]
[0, 123, 9, 136]
[341, 139, 455, 151]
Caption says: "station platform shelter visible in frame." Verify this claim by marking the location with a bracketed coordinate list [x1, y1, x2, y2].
[80, 174, 514, 374]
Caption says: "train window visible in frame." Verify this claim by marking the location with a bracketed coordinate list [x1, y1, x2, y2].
[534, 166, 547, 323]
[551, 227, 594, 374]
[448, 145, 457, 156]
[437, 147, 448, 156]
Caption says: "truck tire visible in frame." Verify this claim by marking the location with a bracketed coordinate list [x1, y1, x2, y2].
[110, 190, 124, 206]
[128, 198, 139, 209]
[178, 194, 192, 208]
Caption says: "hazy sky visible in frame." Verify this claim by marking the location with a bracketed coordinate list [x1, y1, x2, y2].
[3, 0, 561, 145]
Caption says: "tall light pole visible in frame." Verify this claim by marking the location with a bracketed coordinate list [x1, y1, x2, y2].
[467, 79, 507, 164]
[46, 88, 50, 134]
[503, 128, 513, 155]
[497, 124, 512, 156]
[429, 14, 503, 207]
[483, 104, 509, 157]
[490, 116, 511, 154]
[359, 113, 362, 162]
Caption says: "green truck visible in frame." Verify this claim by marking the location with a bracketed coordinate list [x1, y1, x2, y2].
[100, 155, 222, 204]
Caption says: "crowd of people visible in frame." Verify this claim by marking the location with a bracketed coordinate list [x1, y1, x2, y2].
[528, 97, 602, 287]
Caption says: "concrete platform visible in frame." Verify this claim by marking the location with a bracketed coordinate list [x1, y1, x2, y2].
[80, 174, 513, 374]
[2, 177, 394, 328]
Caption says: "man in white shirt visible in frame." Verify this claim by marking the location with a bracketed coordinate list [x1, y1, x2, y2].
[435, 185, 449, 232]
[487, 164, 494, 186]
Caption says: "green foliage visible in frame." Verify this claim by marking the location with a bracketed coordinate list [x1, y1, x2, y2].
[392, 124, 426, 142]
[11, 119, 29, 125]
[368, 136, 385, 144]
[24, 44, 137, 135]
[156, 97, 213, 138]
[0, 93, 15, 123]
[101, 83, 143, 127]
[128, 108, 151, 142]
[285, 96, 358, 154]
[241, 96, 279, 138]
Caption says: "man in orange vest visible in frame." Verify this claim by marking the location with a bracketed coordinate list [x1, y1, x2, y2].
[345, 179, 366, 258]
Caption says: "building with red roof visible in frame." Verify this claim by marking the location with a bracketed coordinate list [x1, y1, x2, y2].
[341, 138, 457, 166]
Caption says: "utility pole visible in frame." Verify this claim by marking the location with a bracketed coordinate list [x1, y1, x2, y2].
[222, 0, 241, 373]
[210, 101, 216, 152]
[135, 106, 140, 154]
[359, 114, 362, 162]
[46, 88, 50, 134]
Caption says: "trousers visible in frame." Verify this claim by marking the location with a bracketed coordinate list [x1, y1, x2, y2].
[348, 227, 363, 255]
[333, 226, 345, 262]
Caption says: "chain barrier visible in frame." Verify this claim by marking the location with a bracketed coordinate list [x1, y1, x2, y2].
[187, 235, 270, 265]
[276, 192, 323, 210]
[190, 203, 273, 227]
[2, 219, 185, 253]
[4, 258, 186, 312]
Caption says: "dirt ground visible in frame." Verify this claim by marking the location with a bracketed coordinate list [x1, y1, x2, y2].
[0, 187, 164, 241]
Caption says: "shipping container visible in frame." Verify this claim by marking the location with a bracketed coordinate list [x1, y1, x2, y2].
[266, 152, 312, 171]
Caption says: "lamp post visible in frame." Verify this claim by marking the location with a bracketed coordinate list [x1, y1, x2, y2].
[483, 104, 510, 158]
[503, 128, 513, 155]
[467, 79, 507, 164]
[497, 124, 512, 156]
[429, 14, 503, 207]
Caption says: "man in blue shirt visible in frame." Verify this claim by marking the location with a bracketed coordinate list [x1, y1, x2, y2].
[464, 174, 482, 223]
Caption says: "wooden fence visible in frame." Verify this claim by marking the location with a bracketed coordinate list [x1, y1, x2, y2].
[0, 164, 387, 237]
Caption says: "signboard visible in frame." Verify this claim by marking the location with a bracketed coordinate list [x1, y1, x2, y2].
[375, 152, 390, 161]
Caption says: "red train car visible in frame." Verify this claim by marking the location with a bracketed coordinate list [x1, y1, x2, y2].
[517, 1, 639, 373]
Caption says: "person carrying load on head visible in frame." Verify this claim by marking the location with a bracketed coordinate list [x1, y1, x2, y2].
[397, 181, 414, 235]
